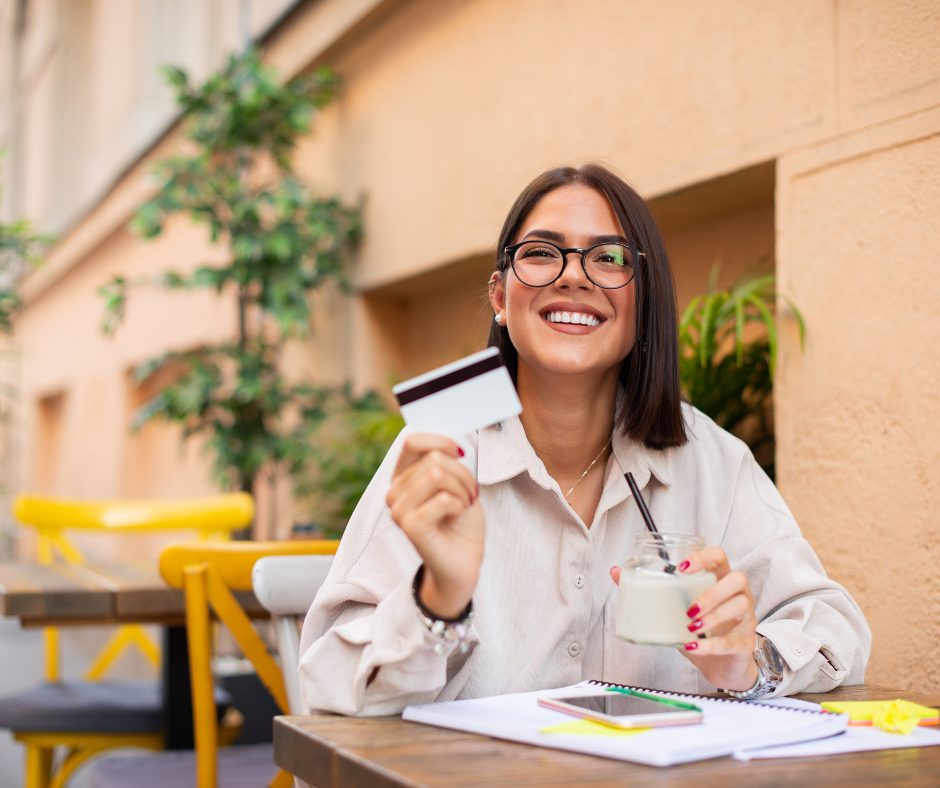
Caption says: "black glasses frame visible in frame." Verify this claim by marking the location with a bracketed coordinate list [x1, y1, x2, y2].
[503, 240, 643, 290]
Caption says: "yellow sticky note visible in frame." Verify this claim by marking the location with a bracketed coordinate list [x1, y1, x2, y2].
[539, 719, 649, 737]
[872, 701, 920, 735]
[820, 699, 939, 735]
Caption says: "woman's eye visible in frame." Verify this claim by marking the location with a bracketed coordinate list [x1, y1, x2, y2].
[591, 247, 629, 267]
[522, 246, 557, 258]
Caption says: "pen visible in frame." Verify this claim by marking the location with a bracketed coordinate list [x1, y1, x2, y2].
[606, 686, 702, 712]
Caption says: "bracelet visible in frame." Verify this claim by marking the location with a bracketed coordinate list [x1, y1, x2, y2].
[412, 565, 474, 656]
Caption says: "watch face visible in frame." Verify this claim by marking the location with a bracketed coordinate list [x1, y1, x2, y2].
[757, 637, 785, 681]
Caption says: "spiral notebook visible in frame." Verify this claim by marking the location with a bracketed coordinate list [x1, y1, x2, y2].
[402, 679, 848, 767]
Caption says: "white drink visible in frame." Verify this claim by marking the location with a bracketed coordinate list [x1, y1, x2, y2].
[616, 567, 717, 646]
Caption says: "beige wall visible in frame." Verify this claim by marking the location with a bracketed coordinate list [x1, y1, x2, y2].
[776, 108, 940, 694]
[3, 0, 939, 689]
[0, 0, 298, 231]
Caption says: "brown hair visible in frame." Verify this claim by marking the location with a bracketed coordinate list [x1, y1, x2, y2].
[487, 164, 687, 449]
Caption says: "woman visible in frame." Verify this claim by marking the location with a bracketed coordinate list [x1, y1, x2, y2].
[298, 164, 870, 715]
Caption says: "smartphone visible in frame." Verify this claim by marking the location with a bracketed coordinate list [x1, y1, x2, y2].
[538, 692, 703, 729]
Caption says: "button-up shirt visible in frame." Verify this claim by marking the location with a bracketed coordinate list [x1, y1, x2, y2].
[298, 406, 871, 715]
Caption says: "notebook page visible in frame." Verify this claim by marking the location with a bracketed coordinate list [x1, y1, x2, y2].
[403, 680, 848, 767]
[737, 724, 940, 760]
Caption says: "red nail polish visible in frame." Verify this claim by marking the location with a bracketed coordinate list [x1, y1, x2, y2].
[678, 560, 690, 572]
[457, 447, 465, 458]
[687, 618, 704, 633]
[684, 642, 698, 651]
[686, 603, 701, 619]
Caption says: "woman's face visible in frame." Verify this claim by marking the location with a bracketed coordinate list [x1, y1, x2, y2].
[489, 184, 637, 383]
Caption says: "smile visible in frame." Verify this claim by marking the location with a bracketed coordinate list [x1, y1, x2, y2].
[543, 311, 602, 327]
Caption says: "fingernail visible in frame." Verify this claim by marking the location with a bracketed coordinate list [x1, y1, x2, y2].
[678, 560, 690, 572]
[684, 642, 698, 651]
[686, 603, 701, 619]
[457, 447, 465, 458]
[687, 618, 704, 633]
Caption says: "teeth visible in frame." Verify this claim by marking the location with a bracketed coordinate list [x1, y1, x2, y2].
[546, 311, 600, 327]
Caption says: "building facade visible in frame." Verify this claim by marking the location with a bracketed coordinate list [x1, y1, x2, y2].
[1, 0, 939, 692]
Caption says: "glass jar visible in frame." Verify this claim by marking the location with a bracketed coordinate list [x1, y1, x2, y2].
[615, 533, 717, 646]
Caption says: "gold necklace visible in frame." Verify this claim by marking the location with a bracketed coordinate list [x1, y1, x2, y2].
[564, 438, 612, 499]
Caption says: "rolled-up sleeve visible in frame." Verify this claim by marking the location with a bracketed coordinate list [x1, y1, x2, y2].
[298, 432, 479, 716]
[721, 453, 871, 696]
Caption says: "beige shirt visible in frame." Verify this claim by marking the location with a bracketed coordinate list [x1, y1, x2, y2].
[299, 405, 871, 716]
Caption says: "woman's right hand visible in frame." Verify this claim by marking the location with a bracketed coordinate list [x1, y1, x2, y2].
[385, 433, 483, 619]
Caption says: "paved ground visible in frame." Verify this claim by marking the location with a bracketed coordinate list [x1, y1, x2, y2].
[0, 619, 158, 787]
[0, 619, 43, 787]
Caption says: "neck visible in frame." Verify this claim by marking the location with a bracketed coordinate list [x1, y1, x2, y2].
[516, 364, 619, 479]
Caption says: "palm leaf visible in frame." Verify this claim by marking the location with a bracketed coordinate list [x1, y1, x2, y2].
[743, 293, 778, 379]
[678, 269, 805, 478]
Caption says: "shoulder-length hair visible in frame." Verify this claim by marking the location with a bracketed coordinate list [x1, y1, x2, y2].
[487, 164, 687, 449]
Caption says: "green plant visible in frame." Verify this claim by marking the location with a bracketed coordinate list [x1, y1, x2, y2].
[100, 50, 361, 532]
[678, 271, 804, 478]
[0, 180, 49, 332]
[294, 387, 404, 538]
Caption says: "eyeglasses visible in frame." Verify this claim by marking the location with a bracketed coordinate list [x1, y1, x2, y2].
[504, 240, 642, 290]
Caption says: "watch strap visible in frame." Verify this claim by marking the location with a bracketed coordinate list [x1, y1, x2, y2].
[723, 635, 782, 700]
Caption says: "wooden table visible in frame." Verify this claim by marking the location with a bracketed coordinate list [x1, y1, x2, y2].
[273, 684, 940, 786]
[0, 559, 265, 748]
[0, 558, 264, 626]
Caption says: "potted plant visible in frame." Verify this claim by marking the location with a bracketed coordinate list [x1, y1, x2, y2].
[100, 50, 362, 535]
[678, 271, 804, 478]
[293, 387, 404, 538]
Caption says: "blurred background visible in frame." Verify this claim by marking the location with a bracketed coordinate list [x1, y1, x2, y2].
[0, 0, 938, 780]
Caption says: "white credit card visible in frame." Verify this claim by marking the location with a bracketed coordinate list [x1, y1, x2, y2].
[392, 347, 522, 437]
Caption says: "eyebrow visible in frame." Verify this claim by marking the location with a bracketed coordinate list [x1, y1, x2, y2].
[520, 229, 630, 246]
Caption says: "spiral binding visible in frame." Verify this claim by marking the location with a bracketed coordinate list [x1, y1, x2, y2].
[586, 679, 831, 716]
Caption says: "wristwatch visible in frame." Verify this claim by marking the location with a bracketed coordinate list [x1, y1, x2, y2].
[724, 634, 785, 700]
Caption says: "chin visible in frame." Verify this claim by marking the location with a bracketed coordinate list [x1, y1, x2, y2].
[523, 353, 623, 381]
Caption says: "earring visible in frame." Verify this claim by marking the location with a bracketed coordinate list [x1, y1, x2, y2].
[494, 312, 504, 325]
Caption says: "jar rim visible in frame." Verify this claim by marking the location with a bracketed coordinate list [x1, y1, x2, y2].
[632, 532, 703, 547]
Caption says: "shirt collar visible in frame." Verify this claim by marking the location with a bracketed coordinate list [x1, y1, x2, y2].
[610, 426, 673, 489]
[477, 414, 674, 491]
[477, 415, 550, 489]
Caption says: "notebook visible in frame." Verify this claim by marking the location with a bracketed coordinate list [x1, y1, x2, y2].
[402, 679, 848, 767]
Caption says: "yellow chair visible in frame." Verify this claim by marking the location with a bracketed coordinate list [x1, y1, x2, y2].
[89, 539, 339, 788]
[13, 493, 253, 682]
[1, 494, 253, 788]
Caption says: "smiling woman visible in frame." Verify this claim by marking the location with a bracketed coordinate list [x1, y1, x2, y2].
[297, 164, 871, 717]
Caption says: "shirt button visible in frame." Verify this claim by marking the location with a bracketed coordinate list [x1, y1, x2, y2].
[568, 642, 581, 657]
[395, 636, 406, 652]
[574, 575, 585, 588]
[792, 646, 804, 656]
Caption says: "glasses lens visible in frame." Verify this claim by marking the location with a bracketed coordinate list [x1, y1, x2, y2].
[511, 241, 564, 286]
[585, 243, 635, 288]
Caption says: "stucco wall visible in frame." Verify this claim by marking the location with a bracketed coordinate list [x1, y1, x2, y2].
[776, 109, 940, 692]
[4, 0, 940, 689]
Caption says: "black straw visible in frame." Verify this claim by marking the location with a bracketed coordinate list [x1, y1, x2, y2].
[625, 472, 676, 573]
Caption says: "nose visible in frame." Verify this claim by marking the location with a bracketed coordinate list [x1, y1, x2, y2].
[555, 250, 593, 290]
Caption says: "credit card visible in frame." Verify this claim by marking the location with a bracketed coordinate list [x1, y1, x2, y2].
[392, 347, 522, 437]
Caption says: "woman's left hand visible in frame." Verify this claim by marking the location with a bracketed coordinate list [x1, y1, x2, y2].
[611, 546, 758, 691]
[675, 546, 758, 691]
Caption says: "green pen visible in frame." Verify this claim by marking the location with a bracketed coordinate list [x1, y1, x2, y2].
[606, 686, 702, 712]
